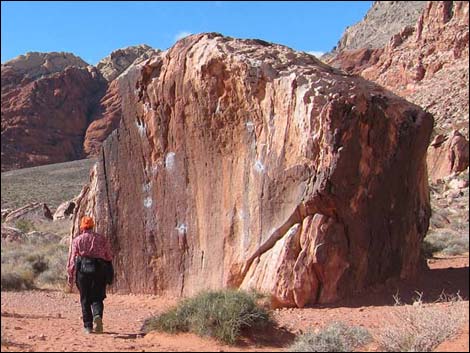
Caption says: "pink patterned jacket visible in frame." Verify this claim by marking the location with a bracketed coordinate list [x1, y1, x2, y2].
[67, 231, 113, 285]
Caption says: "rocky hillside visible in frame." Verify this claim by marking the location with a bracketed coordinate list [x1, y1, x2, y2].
[1, 52, 89, 87]
[72, 33, 432, 307]
[327, 1, 469, 182]
[1, 55, 106, 171]
[324, 1, 426, 58]
[1, 46, 158, 171]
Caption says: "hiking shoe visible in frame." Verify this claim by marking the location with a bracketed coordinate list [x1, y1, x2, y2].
[83, 327, 93, 334]
[93, 315, 103, 333]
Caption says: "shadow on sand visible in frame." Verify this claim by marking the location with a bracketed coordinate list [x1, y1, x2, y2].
[236, 323, 296, 348]
[311, 261, 469, 309]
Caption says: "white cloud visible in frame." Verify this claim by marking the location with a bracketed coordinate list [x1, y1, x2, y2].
[307, 51, 325, 58]
[174, 31, 192, 42]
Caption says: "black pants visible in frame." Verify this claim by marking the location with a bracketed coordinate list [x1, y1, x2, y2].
[76, 271, 107, 329]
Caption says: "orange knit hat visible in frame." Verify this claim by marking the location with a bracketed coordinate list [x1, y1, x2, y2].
[80, 216, 95, 231]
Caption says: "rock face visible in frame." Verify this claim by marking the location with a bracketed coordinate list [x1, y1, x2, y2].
[96, 45, 158, 82]
[327, 1, 469, 181]
[1, 54, 107, 171]
[329, 1, 469, 134]
[72, 33, 433, 307]
[82, 79, 123, 155]
[427, 131, 470, 182]
[1, 52, 89, 87]
[83, 50, 162, 156]
[1, 46, 158, 170]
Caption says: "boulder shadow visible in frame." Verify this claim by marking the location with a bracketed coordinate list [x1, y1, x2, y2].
[236, 323, 296, 348]
[312, 264, 469, 309]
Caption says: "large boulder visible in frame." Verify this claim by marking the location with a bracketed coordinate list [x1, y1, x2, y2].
[53, 200, 77, 221]
[83, 50, 164, 156]
[72, 33, 433, 307]
[4, 202, 53, 224]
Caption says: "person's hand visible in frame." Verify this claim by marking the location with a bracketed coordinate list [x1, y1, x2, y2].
[66, 275, 73, 289]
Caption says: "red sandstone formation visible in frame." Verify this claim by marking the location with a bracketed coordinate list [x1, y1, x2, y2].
[1, 47, 158, 170]
[427, 131, 470, 182]
[326, 1, 469, 181]
[83, 79, 122, 156]
[82, 45, 161, 156]
[1, 61, 107, 171]
[72, 33, 433, 307]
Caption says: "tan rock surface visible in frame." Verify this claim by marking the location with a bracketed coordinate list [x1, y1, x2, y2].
[96, 44, 158, 82]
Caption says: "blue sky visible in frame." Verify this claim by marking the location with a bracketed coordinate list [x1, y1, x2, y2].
[1, 1, 373, 65]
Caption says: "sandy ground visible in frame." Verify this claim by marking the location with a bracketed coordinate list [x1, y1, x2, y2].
[1, 255, 468, 352]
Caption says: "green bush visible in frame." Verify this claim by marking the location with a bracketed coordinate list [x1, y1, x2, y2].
[142, 289, 271, 344]
[287, 322, 371, 352]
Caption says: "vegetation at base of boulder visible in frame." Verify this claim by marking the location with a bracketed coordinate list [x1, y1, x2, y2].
[378, 292, 468, 352]
[1, 238, 68, 291]
[422, 230, 469, 258]
[142, 289, 271, 344]
[286, 322, 372, 352]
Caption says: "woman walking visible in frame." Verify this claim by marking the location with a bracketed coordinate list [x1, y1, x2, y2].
[67, 216, 113, 334]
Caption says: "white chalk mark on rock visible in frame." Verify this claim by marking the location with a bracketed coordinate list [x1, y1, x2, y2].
[144, 197, 153, 208]
[165, 152, 176, 170]
[254, 160, 265, 173]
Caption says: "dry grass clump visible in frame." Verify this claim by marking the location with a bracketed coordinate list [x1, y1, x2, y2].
[378, 292, 468, 352]
[286, 322, 372, 352]
[1, 238, 68, 290]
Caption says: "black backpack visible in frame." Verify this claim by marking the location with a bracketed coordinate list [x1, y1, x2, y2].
[78, 256, 98, 274]
[76, 256, 114, 284]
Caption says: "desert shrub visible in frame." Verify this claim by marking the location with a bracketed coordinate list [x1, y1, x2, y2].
[287, 322, 371, 352]
[422, 231, 469, 257]
[1, 263, 35, 291]
[1, 239, 68, 290]
[142, 289, 271, 344]
[378, 295, 468, 351]
[14, 219, 36, 233]
[36, 245, 69, 287]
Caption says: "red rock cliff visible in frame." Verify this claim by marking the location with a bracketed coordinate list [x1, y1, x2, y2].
[327, 1, 469, 181]
[1, 59, 107, 171]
